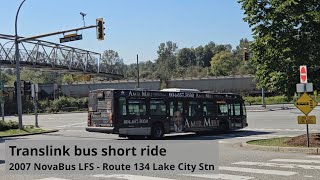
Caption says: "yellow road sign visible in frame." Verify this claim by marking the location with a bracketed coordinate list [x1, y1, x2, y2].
[294, 92, 317, 115]
[298, 115, 316, 124]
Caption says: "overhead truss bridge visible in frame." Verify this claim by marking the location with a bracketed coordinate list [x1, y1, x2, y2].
[0, 34, 123, 78]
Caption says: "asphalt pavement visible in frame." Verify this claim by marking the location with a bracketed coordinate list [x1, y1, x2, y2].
[1, 105, 320, 180]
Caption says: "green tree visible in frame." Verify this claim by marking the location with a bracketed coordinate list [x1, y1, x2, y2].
[194, 45, 213, 67]
[176, 48, 196, 67]
[210, 51, 239, 76]
[239, 0, 320, 97]
[101, 49, 124, 74]
[155, 41, 178, 80]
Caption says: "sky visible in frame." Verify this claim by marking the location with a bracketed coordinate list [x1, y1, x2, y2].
[0, 0, 253, 64]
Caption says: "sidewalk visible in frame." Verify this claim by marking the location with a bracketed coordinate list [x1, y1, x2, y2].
[241, 141, 320, 154]
[246, 104, 295, 112]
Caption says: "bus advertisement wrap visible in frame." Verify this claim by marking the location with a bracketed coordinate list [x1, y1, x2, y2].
[86, 89, 247, 138]
[6, 140, 219, 175]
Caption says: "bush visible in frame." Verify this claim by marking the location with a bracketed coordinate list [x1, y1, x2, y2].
[0, 120, 19, 131]
[7, 120, 19, 129]
[38, 97, 88, 113]
[0, 121, 8, 131]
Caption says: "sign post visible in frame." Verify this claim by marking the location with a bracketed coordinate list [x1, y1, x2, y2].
[0, 81, 4, 121]
[31, 84, 39, 127]
[295, 65, 317, 147]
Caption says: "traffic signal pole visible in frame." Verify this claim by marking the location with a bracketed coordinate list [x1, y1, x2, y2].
[14, 5, 103, 129]
[15, 0, 26, 130]
[18, 25, 97, 42]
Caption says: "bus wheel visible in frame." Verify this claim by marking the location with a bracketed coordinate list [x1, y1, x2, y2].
[151, 123, 164, 139]
[220, 123, 229, 132]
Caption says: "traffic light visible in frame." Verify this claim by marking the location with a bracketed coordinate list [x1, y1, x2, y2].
[96, 18, 105, 40]
[14, 81, 25, 96]
[244, 51, 250, 61]
[24, 81, 31, 93]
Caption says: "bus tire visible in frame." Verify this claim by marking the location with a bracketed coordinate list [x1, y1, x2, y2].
[151, 123, 164, 139]
[220, 122, 229, 132]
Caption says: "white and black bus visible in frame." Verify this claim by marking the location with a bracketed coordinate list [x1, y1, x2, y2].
[86, 88, 247, 138]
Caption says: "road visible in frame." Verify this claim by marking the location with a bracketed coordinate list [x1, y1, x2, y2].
[0, 106, 320, 180]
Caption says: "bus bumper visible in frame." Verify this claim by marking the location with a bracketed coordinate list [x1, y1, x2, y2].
[86, 127, 115, 134]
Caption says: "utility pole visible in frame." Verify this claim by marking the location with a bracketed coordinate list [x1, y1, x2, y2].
[137, 54, 140, 88]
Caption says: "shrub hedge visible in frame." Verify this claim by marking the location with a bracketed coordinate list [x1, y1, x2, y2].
[0, 120, 19, 131]
[38, 97, 88, 113]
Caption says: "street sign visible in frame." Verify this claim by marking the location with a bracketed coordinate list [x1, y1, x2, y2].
[298, 115, 316, 124]
[31, 84, 39, 98]
[60, 34, 82, 43]
[296, 83, 313, 92]
[300, 65, 307, 83]
[294, 92, 317, 115]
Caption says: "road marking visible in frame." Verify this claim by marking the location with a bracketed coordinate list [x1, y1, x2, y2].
[56, 122, 87, 128]
[270, 159, 320, 164]
[304, 175, 313, 178]
[244, 128, 318, 132]
[202, 134, 280, 138]
[180, 173, 254, 180]
[36, 178, 70, 180]
[233, 161, 320, 170]
[93, 174, 176, 180]
[165, 132, 194, 136]
[219, 166, 297, 176]
[306, 155, 320, 159]
[219, 141, 229, 144]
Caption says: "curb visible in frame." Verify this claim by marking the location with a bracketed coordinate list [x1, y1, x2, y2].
[240, 142, 319, 154]
[247, 107, 295, 112]
[0, 129, 59, 138]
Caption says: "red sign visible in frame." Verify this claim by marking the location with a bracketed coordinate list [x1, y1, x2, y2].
[300, 65, 307, 83]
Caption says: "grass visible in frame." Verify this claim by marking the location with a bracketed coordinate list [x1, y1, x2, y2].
[247, 137, 292, 146]
[0, 128, 47, 137]
[243, 94, 319, 106]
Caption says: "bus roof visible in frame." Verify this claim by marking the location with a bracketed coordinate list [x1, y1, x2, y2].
[90, 89, 243, 99]
[160, 88, 200, 92]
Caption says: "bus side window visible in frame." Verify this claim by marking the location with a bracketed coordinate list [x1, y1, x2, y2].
[188, 101, 202, 116]
[119, 97, 127, 116]
[218, 104, 228, 115]
[170, 101, 174, 116]
[203, 101, 215, 116]
[228, 103, 234, 116]
[234, 103, 241, 116]
[150, 99, 166, 116]
[128, 99, 146, 116]
[242, 103, 247, 116]
[177, 101, 183, 113]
